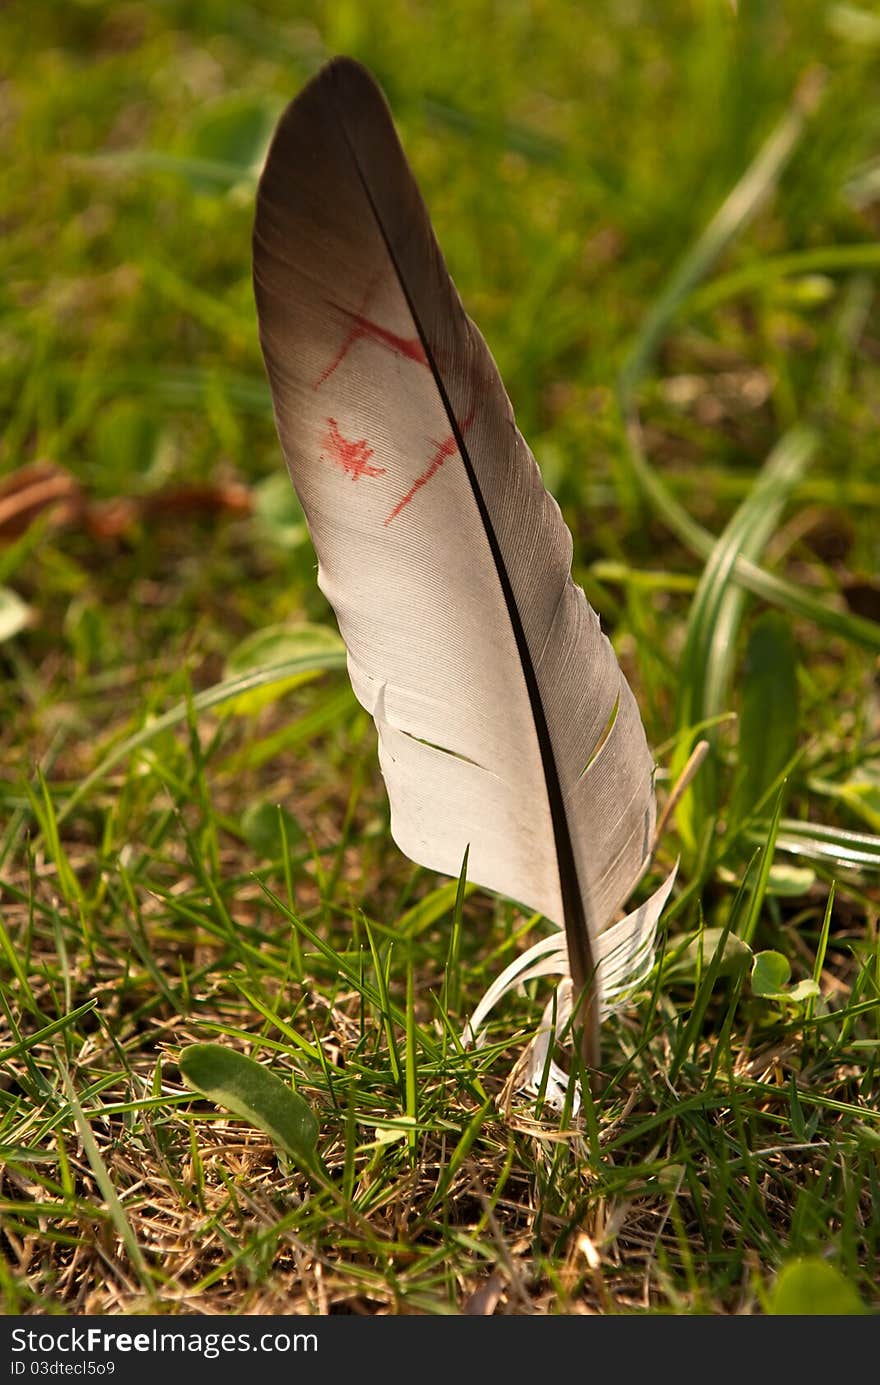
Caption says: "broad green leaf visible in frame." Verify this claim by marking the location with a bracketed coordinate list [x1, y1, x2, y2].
[0, 586, 30, 643]
[241, 801, 304, 859]
[732, 611, 799, 825]
[253, 471, 309, 549]
[766, 863, 815, 897]
[751, 950, 820, 1003]
[768, 1257, 867, 1315]
[181, 95, 278, 188]
[827, 4, 880, 46]
[787, 977, 822, 1002]
[224, 623, 345, 714]
[666, 927, 752, 981]
[751, 950, 792, 997]
[771, 273, 835, 306]
[179, 1043, 318, 1168]
[191, 105, 266, 167]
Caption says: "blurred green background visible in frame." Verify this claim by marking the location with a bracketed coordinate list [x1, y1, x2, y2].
[4, 0, 880, 817]
[4, 0, 880, 926]
[4, 0, 879, 676]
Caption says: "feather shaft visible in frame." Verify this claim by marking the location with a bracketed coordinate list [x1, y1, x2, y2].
[336, 101, 598, 1050]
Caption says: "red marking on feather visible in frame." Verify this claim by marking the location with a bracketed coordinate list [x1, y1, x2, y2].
[321, 418, 386, 480]
[384, 408, 476, 525]
[315, 305, 427, 388]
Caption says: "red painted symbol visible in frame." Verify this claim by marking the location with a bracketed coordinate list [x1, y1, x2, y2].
[384, 408, 476, 525]
[321, 418, 386, 480]
[315, 309, 428, 388]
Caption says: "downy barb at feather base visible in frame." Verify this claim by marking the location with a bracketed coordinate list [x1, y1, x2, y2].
[252, 57, 675, 1091]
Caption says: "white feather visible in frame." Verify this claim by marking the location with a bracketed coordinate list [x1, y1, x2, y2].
[253, 57, 676, 1081]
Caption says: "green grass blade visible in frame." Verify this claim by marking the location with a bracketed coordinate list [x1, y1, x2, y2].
[405, 963, 418, 1156]
[441, 850, 470, 1020]
[675, 428, 814, 832]
[766, 821, 880, 872]
[807, 884, 836, 1027]
[731, 611, 799, 828]
[616, 68, 880, 656]
[59, 1066, 154, 1294]
[0, 1001, 98, 1065]
[685, 243, 880, 317]
[54, 650, 346, 825]
[739, 791, 785, 948]
[672, 925, 728, 1080]
[429, 1098, 493, 1212]
[621, 453, 880, 653]
[619, 71, 822, 399]
[363, 920, 402, 1090]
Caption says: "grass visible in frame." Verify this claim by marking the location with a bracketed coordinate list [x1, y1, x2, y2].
[2, 0, 880, 1315]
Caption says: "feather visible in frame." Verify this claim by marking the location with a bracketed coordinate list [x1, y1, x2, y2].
[252, 57, 674, 1081]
